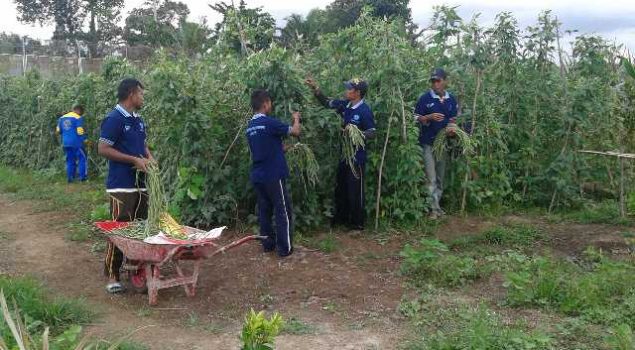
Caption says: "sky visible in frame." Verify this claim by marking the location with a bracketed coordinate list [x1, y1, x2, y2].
[1, 0, 634, 52]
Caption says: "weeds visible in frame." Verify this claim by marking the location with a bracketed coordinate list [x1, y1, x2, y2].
[553, 200, 634, 225]
[503, 251, 635, 326]
[606, 324, 634, 350]
[282, 317, 317, 335]
[0, 276, 93, 337]
[400, 239, 485, 287]
[403, 304, 552, 350]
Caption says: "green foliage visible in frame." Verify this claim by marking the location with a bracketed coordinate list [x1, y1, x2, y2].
[282, 317, 317, 335]
[14, 0, 124, 57]
[503, 252, 635, 326]
[1, 7, 634, 231]
[240, 309, 283, 350]
[0, 276, 93, 348]
[0, 166, 104, 217]
[404, 304, 552, 350]
[400, 239, 484, 287]
[317, 234, 338, 254]
[123, 0, 190, 48]
[556, 200, 634, 225]
[606, 324, 634, 350]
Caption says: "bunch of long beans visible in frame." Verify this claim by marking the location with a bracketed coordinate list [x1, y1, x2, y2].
[341, 124, 366, 178]
[144, 161, 167, 237]
[110, 221, 147, 240]
[287, 142, 320, 191]
[432, 123, 473, 158]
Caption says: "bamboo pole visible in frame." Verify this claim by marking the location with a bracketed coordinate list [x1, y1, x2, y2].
[620, 156, 626, 217]
[460, 70, 482, 214]
[375, 111, 394, 230]
[397, 85, 407, 144]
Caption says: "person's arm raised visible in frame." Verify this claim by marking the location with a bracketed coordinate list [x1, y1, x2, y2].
[289, 111, 301, 137]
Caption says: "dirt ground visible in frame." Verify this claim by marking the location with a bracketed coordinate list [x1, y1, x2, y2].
[0, 194, 406, 349]
[0, 193, 631, 349]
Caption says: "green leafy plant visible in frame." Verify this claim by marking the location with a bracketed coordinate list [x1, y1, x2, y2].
[240, 309, 283, 350]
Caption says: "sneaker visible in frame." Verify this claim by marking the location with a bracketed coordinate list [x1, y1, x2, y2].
[429, 211, 439, 220]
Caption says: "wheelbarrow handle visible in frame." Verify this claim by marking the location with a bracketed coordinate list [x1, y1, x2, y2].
[203, 235, 267, 258]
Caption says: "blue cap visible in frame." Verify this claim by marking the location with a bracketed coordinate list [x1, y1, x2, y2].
[430, 68, 448, 81]
[344, 78, 368, 94]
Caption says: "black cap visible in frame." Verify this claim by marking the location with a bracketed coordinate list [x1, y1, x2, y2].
[430, 68, 447, 81]
[344, 78, 368, 94]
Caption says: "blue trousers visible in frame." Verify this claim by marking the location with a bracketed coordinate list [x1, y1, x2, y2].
[333, 161, 365, 229]
[253, 179, 293, 256]
[63, 147, 87, 182]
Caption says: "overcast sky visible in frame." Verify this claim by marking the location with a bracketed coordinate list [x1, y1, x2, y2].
[2, 0, 634, 52]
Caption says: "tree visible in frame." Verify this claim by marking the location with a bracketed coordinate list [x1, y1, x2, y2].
[278, 9, 330, 48]
[123, 0, 190, 48]
[13, 0, 124, 57]
[178, 21, 213, 56]
[0, 32, 43, 55]
[81, 0, 124, 57]
[325, 0, 412, 30]
[209, 0, 276, 55]
[279, 0, 414, 49]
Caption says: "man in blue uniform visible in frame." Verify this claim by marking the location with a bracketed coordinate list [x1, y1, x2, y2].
[98, 78, 154, 293]
[413, 68, 459, 219]
[306, 77, 376, 230]
[56, 105, 88, 182]
[246, 89, 301, 257]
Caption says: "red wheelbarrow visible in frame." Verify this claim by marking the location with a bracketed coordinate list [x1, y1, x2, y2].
[95, 221, 264, 305]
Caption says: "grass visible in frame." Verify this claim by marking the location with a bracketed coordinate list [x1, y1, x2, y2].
[400, 239, 488, 288]
[317, 234, 338, 253]
[401, 302, 552, 350]
[449, 223, 545, 251]
[0, 276, 148, 350]
[551, 200, 634, 226]
[503, 248, 635, 326]
[0, 276, 94, 335]
[282, 317, 318, 335]
[0, 166, 105, 219]
[399, 219, 635, 349]
[297, 232, 340, 254]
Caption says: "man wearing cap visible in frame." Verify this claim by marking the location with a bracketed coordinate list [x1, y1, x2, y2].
[414, 68, 459, 219]
[56, 104, 88, 182]
[305, 77, 376, 230]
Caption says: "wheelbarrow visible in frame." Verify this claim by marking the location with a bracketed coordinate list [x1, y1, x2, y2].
[95, 221, 264, 305]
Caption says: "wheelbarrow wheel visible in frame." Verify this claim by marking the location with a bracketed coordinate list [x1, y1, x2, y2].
[128, 263, 148, 294]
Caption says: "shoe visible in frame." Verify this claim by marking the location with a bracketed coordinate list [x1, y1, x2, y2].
[429, 211, 439, 220]
[277, 247, 294, 258]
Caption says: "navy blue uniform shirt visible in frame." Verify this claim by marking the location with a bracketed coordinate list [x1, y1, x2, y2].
[99, 105, 148, 191]
[246, 113, 291, 184]
[414, 90, 458, 146]
[328, 99, 376, 164]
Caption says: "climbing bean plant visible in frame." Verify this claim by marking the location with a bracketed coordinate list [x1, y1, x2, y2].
[0, 8, 633, 232]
